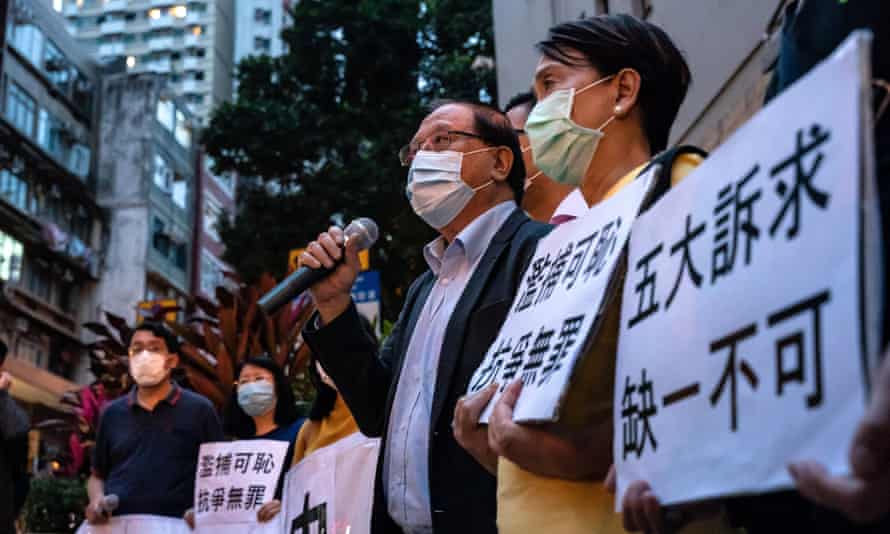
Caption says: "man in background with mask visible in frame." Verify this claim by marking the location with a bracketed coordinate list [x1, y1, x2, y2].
[298, 101, 551, 533]
[86, 322, 223, 524]
[504, 91, 574, 223]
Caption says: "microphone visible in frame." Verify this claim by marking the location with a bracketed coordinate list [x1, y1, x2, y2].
[257, 218, 379, 315]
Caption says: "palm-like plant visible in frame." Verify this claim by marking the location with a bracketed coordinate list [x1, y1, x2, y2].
[168, 272, 316, 408]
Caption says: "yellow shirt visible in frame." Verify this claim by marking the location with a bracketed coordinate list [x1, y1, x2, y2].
[498, 153, 737, 534]
[291, 394, 360, 465]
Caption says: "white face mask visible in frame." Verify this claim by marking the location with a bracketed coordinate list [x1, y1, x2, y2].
[129, 350, 169, 387]
[406, 149, 495, 229]
[526, 75, 616, 186]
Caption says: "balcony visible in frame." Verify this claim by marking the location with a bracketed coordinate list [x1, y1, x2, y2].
[99, 19, 127, 34]
[64, 3, 79, 16]
[104, 0, 127, 11]
[184, 33, 208, 47]
[97, 42, 126, 56]
[180, 79, 206, 93]
[150, 15, 173, 29]
[148, 36, 176, 51]
[181, 56, 201, 70]
[185, 11, 203, 24]
[151, 0, 174, 7]
[146, 59, 172, 73]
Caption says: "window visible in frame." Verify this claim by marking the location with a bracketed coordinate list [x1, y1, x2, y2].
[53, 0, 63, 12]
[26, 259, 52, 301]
[5, 82, 36, 137]
[174, 109, 191, 147]
[194, 71, 205, 81]
[203, 196, 222, 240]
[171, 173, 188, 209]
[0, 231, 24, 282]
[169, 5, 187, 18]
[254, 37, 271, 52]
[17, 337, 45, 369]
[195, 48, 206, 58]
[156, 97, 175, 131]
[153, 153, 172, 192]
[10, 24, 45, 66]
[254, 8, 272, 24]
[152, 217, 171, 256]
[68, 144, 91, 178]
[200, 250, 225, 296]
[0, 167, 31, 214]
[37, 109, 64, 160]
[43, 40, 72, 89]
[173, 242, 187, 271]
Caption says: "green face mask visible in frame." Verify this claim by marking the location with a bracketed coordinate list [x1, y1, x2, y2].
[525, 75, 616, 186]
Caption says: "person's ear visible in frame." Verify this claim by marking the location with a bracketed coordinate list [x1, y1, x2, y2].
[167, 353, 180, 370]
[491, 146, 513, 183]
[612, 68, 641, 120]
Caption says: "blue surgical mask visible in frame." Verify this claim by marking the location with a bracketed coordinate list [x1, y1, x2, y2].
[237, 381, 276, 417]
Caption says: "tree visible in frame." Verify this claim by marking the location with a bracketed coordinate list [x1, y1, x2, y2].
[203, 0, 497, 318]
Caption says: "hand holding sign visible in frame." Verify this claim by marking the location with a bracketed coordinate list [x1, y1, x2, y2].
[789, 350, 890, 523]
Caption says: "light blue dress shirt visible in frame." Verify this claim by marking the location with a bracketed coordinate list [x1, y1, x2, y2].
[383, 200, 516, 533]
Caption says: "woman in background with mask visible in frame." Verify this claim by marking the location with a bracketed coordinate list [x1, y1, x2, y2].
[223, 356, 304, 523]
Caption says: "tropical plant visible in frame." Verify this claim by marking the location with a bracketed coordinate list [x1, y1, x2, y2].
[166, 273, 317, 408]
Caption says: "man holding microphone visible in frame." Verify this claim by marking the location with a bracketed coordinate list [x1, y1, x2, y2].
[299, 100, 550, 533]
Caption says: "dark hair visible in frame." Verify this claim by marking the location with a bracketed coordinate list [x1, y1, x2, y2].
[128, 321, 180, 354]
[307, 316, 377, 421]
[0, 339, 7, 364]
[429, 100, 526, 204]
[223, 356, 299, 438]
[504, 91, 536, 114]
[537, 14, 691, 152]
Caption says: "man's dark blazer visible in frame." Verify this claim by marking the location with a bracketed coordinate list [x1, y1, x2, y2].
[303, 208, 551, 534]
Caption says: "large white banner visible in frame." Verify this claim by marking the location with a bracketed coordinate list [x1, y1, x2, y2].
[75, 515, 190, 534]
[282, 432, 379, 534]
[614, 33, 877, 508]
[193, 440, 289, 531]
[467, 171, 655, 422]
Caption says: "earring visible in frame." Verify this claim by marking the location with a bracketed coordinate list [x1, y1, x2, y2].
[614, 105, 623, 114]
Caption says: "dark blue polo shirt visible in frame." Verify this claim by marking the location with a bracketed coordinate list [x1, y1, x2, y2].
[92, 383, 224, 518]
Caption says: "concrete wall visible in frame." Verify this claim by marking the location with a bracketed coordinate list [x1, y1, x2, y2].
[491, 0, 785, 149]
[94, 74, 161, 321]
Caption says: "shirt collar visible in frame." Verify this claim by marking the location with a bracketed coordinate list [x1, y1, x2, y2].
[551, 188, 589, 220]
[422, 200, 516, 275]
[127, 381, 182, 409]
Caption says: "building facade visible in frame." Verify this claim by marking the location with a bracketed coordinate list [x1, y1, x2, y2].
[1, 0, 105, 411]
[492, 0, 785, 151]
[193, 151, 235, 302]
[234, 0, 291, 65]
[95, 72, 197, 322]
[60, 0, 235, 123]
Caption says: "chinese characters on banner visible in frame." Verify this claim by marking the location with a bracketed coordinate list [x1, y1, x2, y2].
[613, 34, 878, 508]
[468, 170, 656, 423]
[194, 440, 289, 530]
[283, 433, 379, 534]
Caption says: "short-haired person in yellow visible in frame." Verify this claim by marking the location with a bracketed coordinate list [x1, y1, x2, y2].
[453, 14, 738, 534]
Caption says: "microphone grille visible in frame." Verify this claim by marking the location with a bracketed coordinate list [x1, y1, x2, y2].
[345, 218, 379, 250]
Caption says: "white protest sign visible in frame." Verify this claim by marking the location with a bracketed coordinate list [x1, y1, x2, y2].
[193, 440, 289, 529]
[75, 515, 190, 534]
[282, 432, 379, 534]
[614, 33, 877, 508]
[467, 170, 655, 422]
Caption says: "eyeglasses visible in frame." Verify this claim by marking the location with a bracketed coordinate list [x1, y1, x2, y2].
[398, 130, 488, 167]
